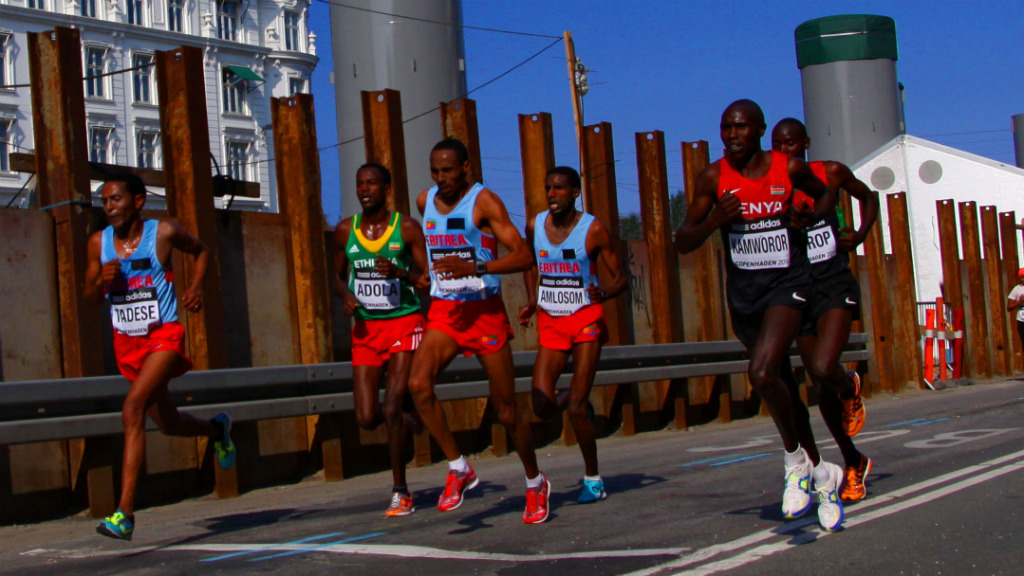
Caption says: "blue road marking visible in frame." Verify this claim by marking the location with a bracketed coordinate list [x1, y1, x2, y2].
[679, 453, 749, 467]
[888, 418, 927, 427]
[709, 453, 774, 467]
[911, 418, 950, 426]
[250, 531, 387, 562]
[201, 532, 345, 562]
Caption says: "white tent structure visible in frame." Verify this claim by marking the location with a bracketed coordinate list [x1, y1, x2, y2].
[851, 134, 1024, 303]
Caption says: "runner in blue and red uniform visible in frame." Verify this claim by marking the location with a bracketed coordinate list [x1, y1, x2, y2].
[772, 117, 879, 502]
[517, 166, 627, 505]
[408, 139, 550, 524]
[674, 100, 846, 532]
[83, 173, 234, 540]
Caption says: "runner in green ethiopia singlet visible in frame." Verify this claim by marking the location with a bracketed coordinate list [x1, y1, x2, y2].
[346, 211, 420, 320]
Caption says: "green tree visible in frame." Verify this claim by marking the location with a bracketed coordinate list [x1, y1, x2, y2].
[617, 190, 686, 241]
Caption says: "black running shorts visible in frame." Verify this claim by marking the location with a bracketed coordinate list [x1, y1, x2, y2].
[729, 282, 812, 348]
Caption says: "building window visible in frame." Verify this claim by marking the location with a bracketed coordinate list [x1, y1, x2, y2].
[136, 131, 158, 169]
[167, 0, 184, 32]
[0, 34, 10, 89]
[284, 11, 300, 51]
[132, 53, 154, 103]
[289, 78, 306, 96]
[27, 0, 45, 9]
[226, 140, 250, 181]
[217, 1, 238, 41]
[221, 69, 248, 115]
[81, 0, 97, 18]
[89, 126, 113, 164]
[0, 119, 12, 172]
[84, 47, 108, 99]
[127, 0, 145, 25]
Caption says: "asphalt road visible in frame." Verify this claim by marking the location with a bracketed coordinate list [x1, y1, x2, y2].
[2, 378, 1022, 576]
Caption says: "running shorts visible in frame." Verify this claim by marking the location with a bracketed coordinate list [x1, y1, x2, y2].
[426, 296, 514, 357]
[351, 312, 425, 367]
[113, 321, 192, 382]
[537, 304, 608, 351]
[800, 270, 862, 335]
[729, 283, 812, 348]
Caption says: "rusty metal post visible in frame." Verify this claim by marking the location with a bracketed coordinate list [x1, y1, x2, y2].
[518, 113, 555, 223]
[272, 94, 339, 478]
[360, 89, 410, 215]
[440, 99, 482, 186]
[886, 193, 924, 389]
[861, 192, 893, 393]
[1000, 211, 1022, 373]
[958, 201, 990, 379]
[635, 131, 682, 420]
[28, 28, 103, 379]
[679, 140, 730, 423]
[581, 122, 636, 435]
[937, 200, 964, 310]
[28, 26, 111, 519]
[982, 206, 1010, 375]
[156, 46, 233, 498]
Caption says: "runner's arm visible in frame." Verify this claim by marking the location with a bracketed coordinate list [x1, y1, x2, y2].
[790, 158, 836, 225]
[401, 216, 431, 291]
[474, 188, 534, 275]
[83, 231, 118, 303]
[332, 218, 361, 317]
[830, 162, 880, 251]
[517, 216, 539, 326]
[587, 219, 627, 302]
[161, 220, 208, 312]
[674, 165, 735, 254]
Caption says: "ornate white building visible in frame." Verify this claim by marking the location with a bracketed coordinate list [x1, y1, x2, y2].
[0, 0, 318, 210]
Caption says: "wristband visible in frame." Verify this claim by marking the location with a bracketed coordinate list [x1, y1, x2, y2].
[475, 259, 488, 276]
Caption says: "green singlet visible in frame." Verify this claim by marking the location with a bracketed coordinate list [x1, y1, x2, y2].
[345, 211, 420, 320]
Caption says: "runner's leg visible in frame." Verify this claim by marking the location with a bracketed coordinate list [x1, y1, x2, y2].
[408, 329, 461, 460]
[479, 344, 540, 478]
[567, 339, 601, 477]
[383, 351, 415, 488]
[531, 346, 570, 420]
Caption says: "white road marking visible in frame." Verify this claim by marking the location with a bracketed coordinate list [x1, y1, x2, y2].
[623, 447, 1024, 576]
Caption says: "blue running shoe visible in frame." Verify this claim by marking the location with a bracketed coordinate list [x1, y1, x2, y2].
[815, 461, 846, 532]
[96, 510, 134, 540]
[782, 450, 813, 519]
[578, 478, 607, 503]
[213, 412, 236, 469]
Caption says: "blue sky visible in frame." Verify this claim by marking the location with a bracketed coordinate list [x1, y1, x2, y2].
[309, 1, 1024, 227]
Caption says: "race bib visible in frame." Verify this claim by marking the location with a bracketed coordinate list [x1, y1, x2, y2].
[538, 275, 590, 316]
[110, 287, 161, 336]
[353, 270, 401, 310]
[430, 246, 485, 295]
[807, 220, 837, 264]
[728, 227, 790, 270]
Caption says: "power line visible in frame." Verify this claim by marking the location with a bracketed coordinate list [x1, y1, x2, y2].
[314, 0, 561, 39]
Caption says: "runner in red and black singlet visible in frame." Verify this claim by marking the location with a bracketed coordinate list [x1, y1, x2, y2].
[674, 100, 846, 533]
[772, 117, 880, 503]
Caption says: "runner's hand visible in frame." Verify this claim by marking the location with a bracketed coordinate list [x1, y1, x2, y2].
[587, 283, 609, 304]
[710, 192, 742, 227]
[181, 288, 203, 313]
[837, 228, 866, 251]
[342, 291, 360, 316]
[432, 255, 473, 279]
[375, 255, 400, 279]
[517, 303, 536, 327]
[789, 204, 816, 230]
[100, 259, 122, 284]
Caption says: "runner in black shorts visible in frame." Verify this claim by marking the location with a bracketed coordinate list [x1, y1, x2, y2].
[675, 100, 846, 532]
[772, 118, 879, 502]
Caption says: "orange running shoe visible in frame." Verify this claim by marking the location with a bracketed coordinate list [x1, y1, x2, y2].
[437, 466, 479, 511]
[386, 491, 416, 517]
[840, 455, 872, 502]
[522, 473, 551, 524]
[841, 370, 866, 437]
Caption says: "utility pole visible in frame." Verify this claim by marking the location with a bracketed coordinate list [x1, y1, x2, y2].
[564, 30, 588, 197]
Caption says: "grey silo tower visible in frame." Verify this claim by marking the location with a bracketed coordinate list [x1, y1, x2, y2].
[795, 14, 905, 166]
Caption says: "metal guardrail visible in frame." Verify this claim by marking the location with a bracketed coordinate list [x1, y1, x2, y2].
[0, 335, 870, 446]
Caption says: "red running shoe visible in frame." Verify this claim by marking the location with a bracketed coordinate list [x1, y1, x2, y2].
[522, 473, 551, 524]
[437, 466, 479, 511]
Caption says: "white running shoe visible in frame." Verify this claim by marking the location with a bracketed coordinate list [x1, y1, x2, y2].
[782, 449, 813, 519]
[815, 460, 846, 532]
